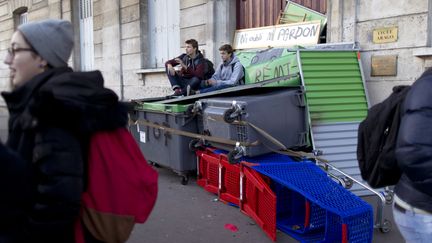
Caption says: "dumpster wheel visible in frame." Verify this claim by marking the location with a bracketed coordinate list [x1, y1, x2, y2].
[189, 139, 202, 152]
[227, 150, 240, 164]
[379, 219, 392, 233]
[223, 108, 236, 123]
[181, 175, 189, 185]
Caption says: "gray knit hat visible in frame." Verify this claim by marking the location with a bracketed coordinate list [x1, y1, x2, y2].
[18, 19, 73, 67]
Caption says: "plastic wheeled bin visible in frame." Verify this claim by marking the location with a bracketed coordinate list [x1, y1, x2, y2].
[194, 88, 308, 162]
[132, 101, 197, 184]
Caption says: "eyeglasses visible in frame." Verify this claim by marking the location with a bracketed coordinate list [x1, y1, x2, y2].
[7, 47, 35, 57]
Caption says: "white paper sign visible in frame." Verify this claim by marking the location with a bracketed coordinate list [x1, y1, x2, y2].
[139, 131, 146, 143]
[233, 21, 321, 49]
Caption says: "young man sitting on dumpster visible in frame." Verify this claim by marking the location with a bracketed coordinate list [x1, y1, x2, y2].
[165, 39, 206, 96]
[190, 44, 244, 95]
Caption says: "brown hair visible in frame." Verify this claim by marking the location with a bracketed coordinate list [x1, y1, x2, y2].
[218, 44, 234, 54]
[185, 39, 198, 50]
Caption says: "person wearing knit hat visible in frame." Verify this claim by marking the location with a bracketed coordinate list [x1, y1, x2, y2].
[2, 19, 129, 243]
[4, 19, 74, 89]
[18, 19, 74, 68]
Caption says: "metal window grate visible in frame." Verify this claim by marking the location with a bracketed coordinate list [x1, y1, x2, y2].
[236, 124, 248, 142]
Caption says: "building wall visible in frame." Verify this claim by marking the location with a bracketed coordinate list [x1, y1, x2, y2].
[134, 0, 236, 100]
[0, 0, 235, 139]
[328, 0, 431, 105]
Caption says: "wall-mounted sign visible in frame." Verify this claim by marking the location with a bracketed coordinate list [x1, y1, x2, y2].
[371, 55, 398, 76]
[373, 27, 398, 44]
[233, 21, 321, 49]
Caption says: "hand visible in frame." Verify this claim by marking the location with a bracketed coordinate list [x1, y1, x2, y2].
[208, 79, 217, 86]
[207, 79, 217, 86]
[175, 58, 186, 69]
[167, 65, 176, 76]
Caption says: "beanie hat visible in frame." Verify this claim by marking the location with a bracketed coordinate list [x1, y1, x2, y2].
[18, 19, 74, 68]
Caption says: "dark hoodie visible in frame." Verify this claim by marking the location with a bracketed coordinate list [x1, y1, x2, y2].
[165, 51, 206, 79]
[1, 67, 128, 243]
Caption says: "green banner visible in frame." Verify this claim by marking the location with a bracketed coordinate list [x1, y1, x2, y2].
[236, 48, 300, 87]
[282, 1, 327, 27]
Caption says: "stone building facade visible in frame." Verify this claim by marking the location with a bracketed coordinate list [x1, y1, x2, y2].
[328, 0, 432, 105]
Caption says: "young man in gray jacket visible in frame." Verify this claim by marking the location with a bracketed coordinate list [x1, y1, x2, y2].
[190, 44, 244, 95]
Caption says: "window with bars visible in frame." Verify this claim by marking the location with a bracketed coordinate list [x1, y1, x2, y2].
[79, 0, 94, 71]
[148, 0, 180, 68]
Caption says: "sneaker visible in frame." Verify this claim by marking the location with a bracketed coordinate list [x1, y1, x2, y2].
[186, 85, 191, 96]
[186, 85, 197, 96]
[173, 88, 182, 96]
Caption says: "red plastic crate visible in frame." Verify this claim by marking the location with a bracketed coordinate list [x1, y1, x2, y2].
[219, 155, 241, 205]
[240, 165, 277, 241]
[196, 149, 219, 194]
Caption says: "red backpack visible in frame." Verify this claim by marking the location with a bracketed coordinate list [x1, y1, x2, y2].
[75, 127, 158, 243]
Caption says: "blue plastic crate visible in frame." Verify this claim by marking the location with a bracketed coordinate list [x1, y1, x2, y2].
[273, 182, 326, 234]
[251, 162, 374, 243]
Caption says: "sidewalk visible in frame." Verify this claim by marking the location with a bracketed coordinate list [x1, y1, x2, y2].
[127, 166, 405, 243]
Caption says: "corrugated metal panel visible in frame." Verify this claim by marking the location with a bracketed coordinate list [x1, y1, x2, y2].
[299, 50, 371, 196]
[236, 0, 326, 29]
[300, 51, 368, 124]
[236, 0, 286, 29]
[312, 123, 370, 196]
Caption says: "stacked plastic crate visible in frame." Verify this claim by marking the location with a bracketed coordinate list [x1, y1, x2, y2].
[251, 162, 373, 242]
[196, 148, 373, 242]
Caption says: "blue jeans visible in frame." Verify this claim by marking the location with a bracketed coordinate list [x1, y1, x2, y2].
[166, 68, 200, 91]
[393, 203, 432, 242]
[199, 84, 235, 94]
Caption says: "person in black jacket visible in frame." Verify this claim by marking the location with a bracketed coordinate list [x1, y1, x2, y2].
[2, 19, 127, 243]
[394, 68, 432, 241]
[0, 143, 30, 243]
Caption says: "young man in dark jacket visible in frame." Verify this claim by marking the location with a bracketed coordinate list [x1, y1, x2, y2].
[394, 68, 432, 241]
[2, 19, 127, 243]
[165, 39, 206, 96]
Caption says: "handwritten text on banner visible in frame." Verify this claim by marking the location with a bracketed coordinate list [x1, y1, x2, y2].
[233, 21, 321, 49]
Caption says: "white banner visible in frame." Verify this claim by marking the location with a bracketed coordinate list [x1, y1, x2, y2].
[233, 21, 321, 49]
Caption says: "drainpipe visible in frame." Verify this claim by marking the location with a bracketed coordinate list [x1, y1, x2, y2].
[428, 0, 432, 46]
[60, 0, 63, 19]
[117, 0, 124, 100]
[354, 0, 359, 47]
[340, 0, 344, 42]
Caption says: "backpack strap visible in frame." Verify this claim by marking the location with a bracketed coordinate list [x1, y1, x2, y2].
[231, 62, 245, 85]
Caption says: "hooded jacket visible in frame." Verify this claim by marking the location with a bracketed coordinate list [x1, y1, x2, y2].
[165, 51, 206, 79]
[395, 68, 432, 213]
[211, 54, 244, 87]
[1, 67, 128, 243]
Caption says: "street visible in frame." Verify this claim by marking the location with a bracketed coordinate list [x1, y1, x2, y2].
[127, 166, 405, 243]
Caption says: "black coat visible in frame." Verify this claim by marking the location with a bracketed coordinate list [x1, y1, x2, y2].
[1, 67, 128, 243]
[0, 143, 30, 243]
[395, 68, 432, 213]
